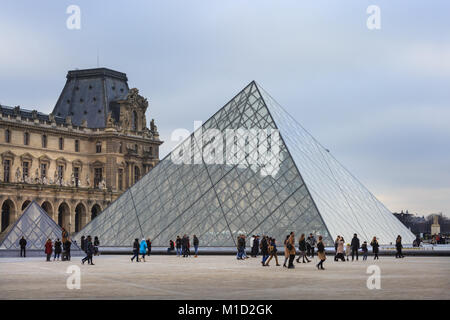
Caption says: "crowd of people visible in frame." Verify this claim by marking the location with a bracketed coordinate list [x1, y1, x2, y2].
[165, 235, 199, 258]
[239, 233, 406, 270]
[43, 228, 73, 262]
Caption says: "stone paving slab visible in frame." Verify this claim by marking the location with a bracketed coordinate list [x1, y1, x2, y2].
[0, 255, 448, 300]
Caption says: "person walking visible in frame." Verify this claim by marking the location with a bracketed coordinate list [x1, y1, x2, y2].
[82, 236, 94, 265]
[176, 236, 182, 256]
[306, 235, 312, 257]
[54, 238, 62, 261]
[131, 238, 140, 262]
[139, 238, 148, 262]
[19, 236, 27, 258]
[44, 238, 53, 262]
[335, 236, 346, 261]
[193, 235, 199, 257]
[252, 235, 260, 257]
[237, 235, 245, 260]
[264, 237, 280, 266]
[361, 241, 368, 260]
[80, 236, 86, 252]
[370, 236, 380, 260]
[309, 233, 317, 258]
[282, 235, 290, 267]
[94, 236, 100, 256]
[146, 238, 152, 257]
[287, 232, 296, 269]
[345, 243, 351, 261]
[395, 235, 404, 258]
[63, 238, 72, 261]
[296, 233, 311, 263]
[316, 236, 326, 270]
[351, 233, 360, 261]
[334, 235, 340, 261]
[260, 236, 270, 266]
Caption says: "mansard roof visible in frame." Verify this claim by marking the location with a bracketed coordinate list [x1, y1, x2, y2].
[52, 68, 130, 129]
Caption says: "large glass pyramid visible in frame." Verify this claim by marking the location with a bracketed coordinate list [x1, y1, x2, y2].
[0, 201, 80, 250]
[75, 82, 415, 246]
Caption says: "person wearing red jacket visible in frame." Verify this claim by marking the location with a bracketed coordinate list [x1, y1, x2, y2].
[44, 239, 53, 262]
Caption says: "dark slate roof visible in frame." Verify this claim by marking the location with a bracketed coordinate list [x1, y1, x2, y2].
[0, 105, 66, 125]
[52, 68, 130, 128]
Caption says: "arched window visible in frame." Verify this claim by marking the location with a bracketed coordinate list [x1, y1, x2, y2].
[134, 166, 140, 184]
[131, 111, 137, 131]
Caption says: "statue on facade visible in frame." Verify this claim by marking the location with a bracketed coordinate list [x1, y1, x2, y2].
[106, 112, 115, 127]
[54, 170, 59, 185]
[100, 178, 107, 190]
[85, 175, 90, 187]
[71, 172, 75, 187]
[15, 167, 22, 183]
[34, 168, 39, 184]
[42, 176, 48, 185]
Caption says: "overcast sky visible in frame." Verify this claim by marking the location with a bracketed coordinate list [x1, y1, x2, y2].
[1, 1, 449, 217]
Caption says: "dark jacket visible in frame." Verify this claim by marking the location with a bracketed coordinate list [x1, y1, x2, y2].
[19, 238, 27, 248]
[260, 237, 268, 255]
[64, 240, 72, 251]
[237, 237, 245, 249]
[351, 237, 360, 250]
[317, 241, 325, 253]
[298, 238, 307, 251]
[361, 243, 368, 253]
[133, 240, 139, 252]
[86, 241, 94, 255]
[176, 238, 181, 248]
[193, 236, 199, 246]
[54, 240, 62, 254]
[370, 240, 379, 253]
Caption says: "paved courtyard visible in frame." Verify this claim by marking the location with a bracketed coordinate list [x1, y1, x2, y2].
[0, 255, 449, 299]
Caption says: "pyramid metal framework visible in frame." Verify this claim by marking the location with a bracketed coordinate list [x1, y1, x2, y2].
[75, 82, 415, 246]
[0, 201, 80, 250]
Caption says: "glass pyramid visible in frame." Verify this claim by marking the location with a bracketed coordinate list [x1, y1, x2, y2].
[75, 82, 415, 246]
[0, 201, 80, 250]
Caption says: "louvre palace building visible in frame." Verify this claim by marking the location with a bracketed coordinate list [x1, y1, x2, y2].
[0, 68, 162, 235]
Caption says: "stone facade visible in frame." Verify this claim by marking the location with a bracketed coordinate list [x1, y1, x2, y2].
[0, 68, 162, 235]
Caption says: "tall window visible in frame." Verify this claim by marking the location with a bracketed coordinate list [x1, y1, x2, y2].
[134, 166, 140, 184]
[42, 135, 47, 148]
[3, 160, 10, 182]
[119, 142, 123, 153]
[5, 129, 11, 143]
[59, 137, 64, 150]
[131, 111, 137, 131]
[74, 140, 79, 152]
[40, 163, 47, 180]
[118, 169, 123, 191]
[73, 167, 80, 187]
[24, 132, 29, 145]
[57, 165, 64, 183]
[96, 141, 102, 153]
[94, 168, 102, 188]
[23, 162, 29, 180]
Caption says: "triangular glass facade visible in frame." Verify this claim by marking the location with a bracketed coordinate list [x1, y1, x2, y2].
[0, 201, 80, 250]
[76, 82, 415, 246]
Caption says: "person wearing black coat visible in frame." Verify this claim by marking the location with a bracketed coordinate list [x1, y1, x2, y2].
[251, 236, 260, 257]
[370, 236, 379, 260]
[260, 236, 269, 266]
[131, 238, 140, 262]
[175, 236, 182, 256]
[80, 236, 86, 252]
[351, 233, 360, 261]
[395, 235, 404, 258]
[63, 238, 72, 261]
[54, 239, 62, 261]
[296, 233, 311, 263]
[193, 235, 199, 257]
[146, 238, 152, 256]
[19, 236, 27, 257]
[81, 236, 95, 265]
